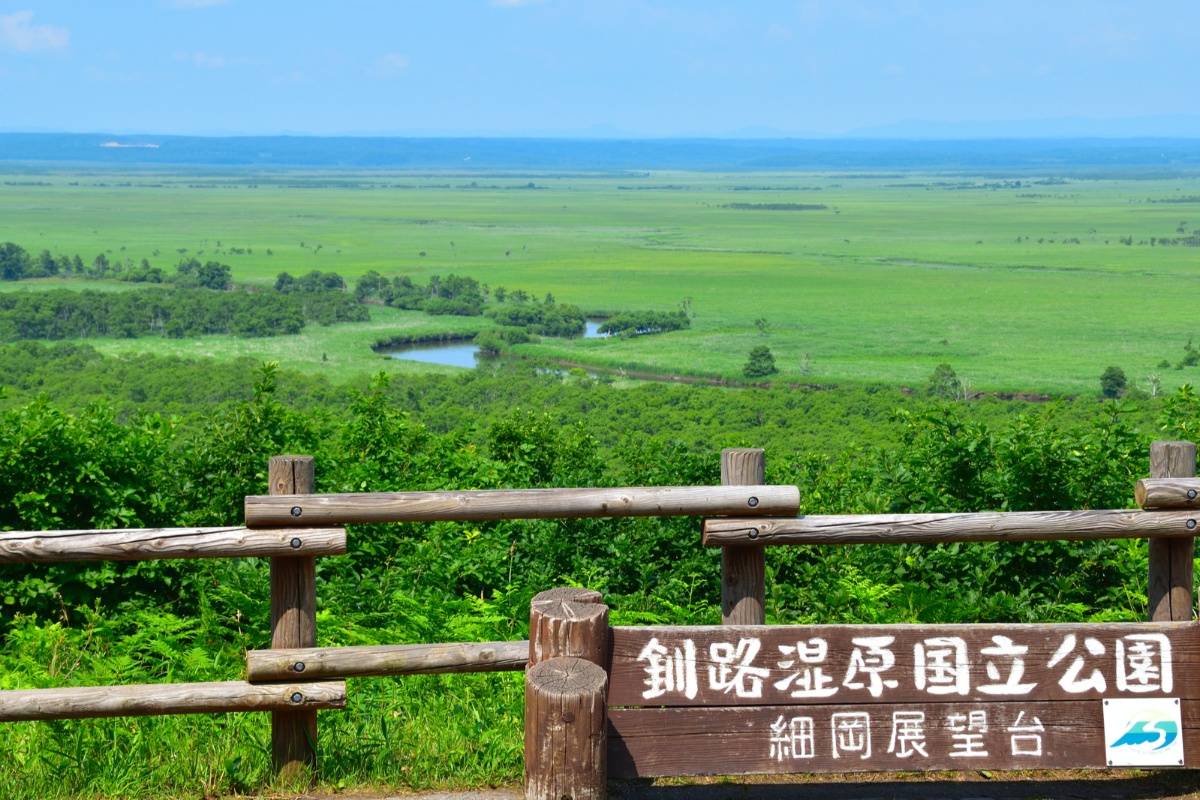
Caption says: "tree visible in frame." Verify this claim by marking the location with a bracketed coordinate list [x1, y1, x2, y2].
[754, 317, 770, 336]
[1100, 366, 1127, 398]
[0, 243, 29, 281]
[927, 363, 962, 399]
[743, 345, 777, 379]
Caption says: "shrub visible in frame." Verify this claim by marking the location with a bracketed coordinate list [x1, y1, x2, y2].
[1100, 366, 1127, 398]
[743, 345, 777, 379]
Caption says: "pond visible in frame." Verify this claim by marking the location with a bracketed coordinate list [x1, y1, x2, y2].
[382, 320, 608, 367]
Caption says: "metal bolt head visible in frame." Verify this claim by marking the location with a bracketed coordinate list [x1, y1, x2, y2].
[290, 692, 303, 703]
[294, 662, 306, 673]
[1188, 519, 1197, 530]
[290, 537, 302, 549]
[748, 529, 759, 540]
[1189, 489, 1198, 500]
[561, 710, 575, 723]
[747, 496, 759, 508]
[290, 506, 303, 517]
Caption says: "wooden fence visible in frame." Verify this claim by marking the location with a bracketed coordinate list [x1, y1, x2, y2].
[0, 442, 1196, 799]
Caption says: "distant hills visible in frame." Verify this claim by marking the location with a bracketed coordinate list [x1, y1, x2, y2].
[1, 133, 1199, 172]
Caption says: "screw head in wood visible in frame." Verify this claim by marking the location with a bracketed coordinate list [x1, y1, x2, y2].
[294, 662, 305, 673]
[290, 506, 303, 517]
[1189, 489, 1198, 500]
[562, 710, 575, 723]
[1188, 520, 1197, 530]
[748, 529, 759, 540]
[290, 692, 303, 703]
[290, 537, 302, 548]
[747, 496, 759, 508]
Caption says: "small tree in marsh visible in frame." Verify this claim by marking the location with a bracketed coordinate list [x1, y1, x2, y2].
[1100, 366, 1127, 398]
[927, 363, 962, 399]
[743, 345, 777, 379]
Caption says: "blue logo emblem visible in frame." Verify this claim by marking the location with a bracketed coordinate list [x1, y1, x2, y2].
[1109, 710, 1180, 752]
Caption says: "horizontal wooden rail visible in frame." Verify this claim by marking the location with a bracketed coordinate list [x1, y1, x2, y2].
[0, 680, 346, 722]
[1137, 478, 1200, 509]
[248, 640, 529, 681]
[0, 526, 347, 564]
[703, 508, 1200, 546]
[245, 485, 800, 527]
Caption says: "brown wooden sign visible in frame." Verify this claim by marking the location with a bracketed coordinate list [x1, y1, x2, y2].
[609, 624, 1199, 707]
[608, 699, 1200, 777]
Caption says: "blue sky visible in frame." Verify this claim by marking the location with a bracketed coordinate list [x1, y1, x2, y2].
[1, 1, 1198, 137]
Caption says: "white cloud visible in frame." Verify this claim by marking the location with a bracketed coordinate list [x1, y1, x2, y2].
[370, 53, 409, 77]
[0, 11, 69, 52]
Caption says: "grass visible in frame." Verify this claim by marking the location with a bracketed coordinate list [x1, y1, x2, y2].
[69, 304, 489, 382]
[3, 168, 1200, 393]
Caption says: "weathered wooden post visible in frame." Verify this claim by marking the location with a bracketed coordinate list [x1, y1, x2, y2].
[721, 448, 766, 625]
[1148, 440, 1198, 621]
[529, 586, 608, 667]
[526, 588, 609, 800]
[268, 455, 318, 782]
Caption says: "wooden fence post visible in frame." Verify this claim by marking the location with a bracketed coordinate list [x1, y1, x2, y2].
[529, 586, 608, 668]
[721, 448, 766, 625]
[268, 455, 318, 783]
[526, 588, 609, 800]
[525, 657, 607, 800]
[1148, 441, 1198, 622]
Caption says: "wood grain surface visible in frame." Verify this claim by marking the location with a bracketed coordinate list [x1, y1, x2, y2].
[608, 623, 1199, 707]
[703, 509, 1200, 546]
[1136, 478, 1200, 509]
[1147, 442, 1198, 623]
[530, 587, 609, 668]
[607, 700, 1199, 777]
[267, 454, 319, 781]
[0, 526, 346, 563]
[0, 680, 346, 722]
[247, 640, 528, 681]
[244, 485, 800, 527]
[721, 448, 766, 626]
[525, 657, 608, 800]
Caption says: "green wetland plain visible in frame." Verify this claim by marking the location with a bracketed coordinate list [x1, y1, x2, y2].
[4, 162, 1200, 799]
[2, 167, 1200, 393]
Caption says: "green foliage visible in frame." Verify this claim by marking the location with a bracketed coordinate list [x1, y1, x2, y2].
[597, 309, 689, 337]
[742, 345, 777, 378]
[173, 258, 232, 290]
[1100, 365, 1127, 398]
[927, 363, 961, 399]
[0, 285, 368, 341]
[0, 345, 1188, 797]
[274, 269, 345, 294]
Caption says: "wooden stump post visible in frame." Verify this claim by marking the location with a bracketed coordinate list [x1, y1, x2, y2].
[529, 586, 608, 668]
[1148, 441, 1198, 622]
[526, 589, 609, 800]
[721, 448, 766, 625]
[268, 455, 318, 783]
[525, 657, 608, 800]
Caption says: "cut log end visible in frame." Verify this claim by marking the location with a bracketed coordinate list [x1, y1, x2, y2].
[531, 586, 604, 606]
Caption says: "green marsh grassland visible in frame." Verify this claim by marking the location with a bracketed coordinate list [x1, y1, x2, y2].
[2, 168, 1199, 393]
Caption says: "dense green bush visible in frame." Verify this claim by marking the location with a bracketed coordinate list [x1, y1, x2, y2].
[0, 286, 366, 341]
[0, 347, 1193, 797]
[597, 309, 689, 337]
[743, 345, 777, 378]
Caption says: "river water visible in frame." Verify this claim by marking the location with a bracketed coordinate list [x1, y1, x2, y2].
[381, 320, 606, 367]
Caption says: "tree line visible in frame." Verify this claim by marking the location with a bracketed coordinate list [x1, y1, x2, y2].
[0, 268, 365, 341]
